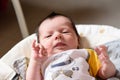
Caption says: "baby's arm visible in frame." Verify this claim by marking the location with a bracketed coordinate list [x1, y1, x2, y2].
[26, 40, 47, 80]
[94, 45, 116, 79]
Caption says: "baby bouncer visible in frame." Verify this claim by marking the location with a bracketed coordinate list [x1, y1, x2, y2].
[0, 0, 120, 80]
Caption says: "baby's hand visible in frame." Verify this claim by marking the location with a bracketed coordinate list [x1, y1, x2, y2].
[31, 40, 48, 65]
[94, 45, 109, 61]
[94, 45, 116, 79]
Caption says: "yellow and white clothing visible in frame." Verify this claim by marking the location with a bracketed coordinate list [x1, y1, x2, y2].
[41, 49, 101, 80]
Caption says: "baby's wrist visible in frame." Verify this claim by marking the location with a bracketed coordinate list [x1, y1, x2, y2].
[30, 58, 42, 66]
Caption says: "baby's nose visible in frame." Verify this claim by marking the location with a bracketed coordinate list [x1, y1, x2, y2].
[55, 32, 62, 40]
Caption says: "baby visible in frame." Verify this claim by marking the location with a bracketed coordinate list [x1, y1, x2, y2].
[26, 12, 116, 80]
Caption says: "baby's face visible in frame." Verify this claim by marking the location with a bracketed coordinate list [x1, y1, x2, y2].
[39, 16, 78, 57]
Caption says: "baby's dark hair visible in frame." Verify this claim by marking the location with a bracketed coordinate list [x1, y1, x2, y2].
[36, 12, 81, 48]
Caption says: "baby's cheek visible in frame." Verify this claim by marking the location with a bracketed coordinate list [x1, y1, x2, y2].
[45, 44, 53, 54]
[41, 40, 50, 47]
[69, 40, 78, 48]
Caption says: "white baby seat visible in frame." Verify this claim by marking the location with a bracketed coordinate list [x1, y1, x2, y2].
[0, 25, 120, 80]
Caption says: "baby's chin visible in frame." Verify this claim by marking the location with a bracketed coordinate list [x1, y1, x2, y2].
[48, 49, 68, 57]
[47, 46, 77, 57]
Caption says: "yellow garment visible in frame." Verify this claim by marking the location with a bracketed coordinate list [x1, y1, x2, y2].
[87, 49, 101, 77]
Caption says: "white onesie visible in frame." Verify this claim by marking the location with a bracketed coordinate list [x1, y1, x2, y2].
[41, 49, 101, 80]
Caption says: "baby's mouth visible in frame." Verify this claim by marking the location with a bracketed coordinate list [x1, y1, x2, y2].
[54, 42, 66, 48]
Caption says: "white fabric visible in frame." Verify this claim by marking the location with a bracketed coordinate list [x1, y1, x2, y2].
[0, 60, 16, 80]
[42, 49, 95, 80]
[0, 25, 120, 79]
[76, 25, 120, 48]
[0, 34, 35, 79]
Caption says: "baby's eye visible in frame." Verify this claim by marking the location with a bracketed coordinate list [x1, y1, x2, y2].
[62, 30, 69, 33]
[45, 35, 52, 38]
[62, 31, 68, 33]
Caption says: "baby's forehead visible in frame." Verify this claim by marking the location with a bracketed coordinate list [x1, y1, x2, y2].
[39, 16, 73, 32]
[41, 16, 71, 26]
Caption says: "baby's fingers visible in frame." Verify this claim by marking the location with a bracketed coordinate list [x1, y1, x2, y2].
[94, 46, 101, 55]
[32, 40, 40, 51]
[39, 45, 47, 56]
[94, 45, 109, 60]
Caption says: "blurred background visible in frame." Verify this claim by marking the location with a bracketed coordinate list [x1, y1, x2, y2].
[0, 0, 120, 57]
